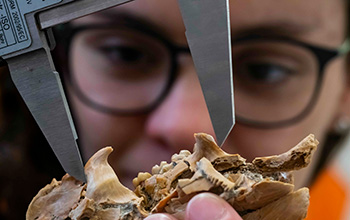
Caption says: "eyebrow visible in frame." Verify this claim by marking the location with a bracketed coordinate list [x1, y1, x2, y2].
[92, 9, 318, 41]
[91, 9, 166, 35]
[231, 21, 319, 39]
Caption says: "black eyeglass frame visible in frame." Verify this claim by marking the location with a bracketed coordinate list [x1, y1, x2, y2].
[233, 34, 349, 128]
[54, 22, 190, 117]
[53, 23, 349, 128]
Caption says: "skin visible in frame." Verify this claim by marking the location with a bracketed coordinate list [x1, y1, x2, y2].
[144, 193, 242, 220]
[65, 0, 349, 218]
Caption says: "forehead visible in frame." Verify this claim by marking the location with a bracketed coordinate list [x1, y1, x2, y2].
[75, 0, 346, 46]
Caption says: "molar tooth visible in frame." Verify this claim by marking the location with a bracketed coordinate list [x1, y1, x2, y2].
[179, 150, 191, 156]
[172, 150, 191, 162]
[160, 161, 168, 167]
[152, 165, 161, 175]
[133, 172, 152, 187]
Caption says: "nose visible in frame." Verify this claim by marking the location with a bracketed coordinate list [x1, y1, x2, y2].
[145, 56, 215, 151]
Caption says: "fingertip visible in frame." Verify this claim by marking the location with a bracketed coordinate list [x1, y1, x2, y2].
[144, 213, 178, 220]
[186, 193, 242, 220]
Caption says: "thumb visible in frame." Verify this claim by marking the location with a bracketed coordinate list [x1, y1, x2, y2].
[145, 214, 178, 220]
[185, 193, 242, 220]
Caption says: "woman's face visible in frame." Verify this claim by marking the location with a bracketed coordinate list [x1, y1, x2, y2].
[67, 0, 349, 187]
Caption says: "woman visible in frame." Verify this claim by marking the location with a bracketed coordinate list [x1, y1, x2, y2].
[51, 0, 350, 219]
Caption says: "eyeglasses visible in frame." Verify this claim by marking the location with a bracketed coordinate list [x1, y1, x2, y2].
[54, 23, 350, 128]
[233, 35, 349, 127]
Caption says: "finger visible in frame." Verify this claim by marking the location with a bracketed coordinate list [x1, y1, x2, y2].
[145, 213, 178, 220]
[185, 193, 242, 220]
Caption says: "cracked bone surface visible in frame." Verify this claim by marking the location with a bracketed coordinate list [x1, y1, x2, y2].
[27, 133, 318, 220]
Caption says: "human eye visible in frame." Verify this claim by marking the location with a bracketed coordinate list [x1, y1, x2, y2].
[98, 44, 148, 65]
[231, 41, 310, 90]
[235, 59, 295, 85]
[79, 29, 159, 70]
[75, 28, 170, 82]
[233, 40, 318, 113]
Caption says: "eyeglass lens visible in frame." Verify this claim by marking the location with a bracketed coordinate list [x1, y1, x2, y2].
[233, 40, 318, 123]
[69, 27, 319, 124]
[69, 27, 172, 110]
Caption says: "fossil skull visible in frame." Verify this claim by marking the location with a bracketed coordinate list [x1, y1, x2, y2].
[27, 133, 318, 220]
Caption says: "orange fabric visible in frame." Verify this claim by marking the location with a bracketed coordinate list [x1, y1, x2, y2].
[306, 168, 346, 220]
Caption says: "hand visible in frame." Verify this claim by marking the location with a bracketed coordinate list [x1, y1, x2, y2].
[144, 193, 242, 220]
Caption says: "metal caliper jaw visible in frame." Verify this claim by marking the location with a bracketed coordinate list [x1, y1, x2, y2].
[1, 0, 133, 182]
[178, 0, 235, 146]
[1, 0, 234, 183]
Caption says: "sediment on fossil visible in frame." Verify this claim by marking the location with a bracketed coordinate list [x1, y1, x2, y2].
[27, 133, 318, 220]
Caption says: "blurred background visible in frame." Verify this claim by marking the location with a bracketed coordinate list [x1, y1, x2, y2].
[0, 66, 64, 219]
